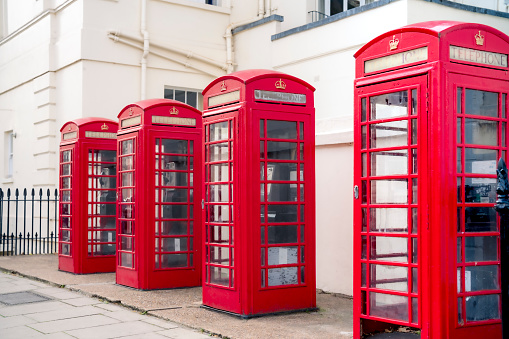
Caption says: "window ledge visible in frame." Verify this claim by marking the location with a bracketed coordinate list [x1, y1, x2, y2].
[2, 177, 13, 184]
[154, 0, 231, 15]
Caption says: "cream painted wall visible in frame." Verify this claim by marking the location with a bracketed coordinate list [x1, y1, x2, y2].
[315, 143, 353, 294]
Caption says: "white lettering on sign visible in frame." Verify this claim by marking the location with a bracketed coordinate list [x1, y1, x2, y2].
[208, 90, 240, 107]
[152, 115, 196, 126]
[121, 115, 142, 128]
[449, 45, 508, 68]
[254, 90, 306, 104]
[364, 46, 428, 73]
[62, 131, 77, 140]
[85, 131, 117, 139]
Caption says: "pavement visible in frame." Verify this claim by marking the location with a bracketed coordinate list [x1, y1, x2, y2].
[0, 254, 419, 338]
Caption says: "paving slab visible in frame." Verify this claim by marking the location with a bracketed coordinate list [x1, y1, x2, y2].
[0, 254, 355, 338]
[28, 314, 120, 334]
[65, 320, 167, 339]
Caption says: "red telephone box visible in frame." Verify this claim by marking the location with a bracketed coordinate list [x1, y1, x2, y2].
[201, 70, 316, 317]
[115, 99, 202, 290]
[354, 21, 509, 338]
[59, 118, 118, 274]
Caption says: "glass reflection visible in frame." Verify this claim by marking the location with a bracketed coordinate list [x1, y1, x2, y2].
[465, 89, 498, 117]
[370, 91, 408, 120]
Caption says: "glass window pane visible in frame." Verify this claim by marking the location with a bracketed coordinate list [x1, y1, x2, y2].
[161, 237, 188, 252]
[164, 88, 174, 99]
[370, 91, 408, 120]
[268, 246, 298, 265]
[465, 119, 497, 146]
[268, 267, 298, 286]
[120, 252, 133, 268]
[210, 184, 229, 202]
[369, 292, 408, 322]
[465, 178, 496, 204]
[361, 126, 367, 150]
[160, 221, 187, 235]
[267, 183, 297, 202]
[464, 149, 497, 174]
[161, 155, 188, 171]
[121, 156, 134, 171]
[210, 246, 229, 265]
[361, 97, 367, 122]
[412, 297, 418, 324]
[161, 139, 188, 154]
[465, 236, 498, 262]
[161, 253, 187, 268]
[210, 226, 229, 243]
[370, 264, 408, 292]
[162, 204, 187, 219]
[187, 91, 197, 108]
[210, 266, 229, 286]
[370, 150, 408, 176]
[465, 207, 497, 232]
[370, 236, 408, 263]
[371, 179, 408, 204]
[209, 143, 229, 162]
[210, 122, 229, 141]
[210, 163, 229, 182]
[121, 140, 133, 155]
[208, 205, 230, 223]
[466, 294, 500, 321]
[268, 226, 298, 244]
[266, 120, 297, 139]
[465, 89, 498, 117]
[174, 90, 185, 103]
[370, 120, 408, 149]
[266, 204, 298, 223]
[267, 142, 297, 160]
[465, 265, 499, 292]
[369, 208, 408, 233]
[267, 162, 297, 181]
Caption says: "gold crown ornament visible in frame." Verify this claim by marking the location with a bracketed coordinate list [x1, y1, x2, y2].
[389, 35, 399, 51]
[275, 78, 286, 90]
[101, 123, 109, 131]
[220, 81, 227, 92]
[169, 106, 179, 115]
[475, 31, 484, 46]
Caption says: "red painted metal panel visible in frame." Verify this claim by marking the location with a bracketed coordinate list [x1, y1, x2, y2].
[115, 99, 203, 290]
[201, 70, 315, 317]
[58, 118, 118, 274]
[354, 21, 509, 339]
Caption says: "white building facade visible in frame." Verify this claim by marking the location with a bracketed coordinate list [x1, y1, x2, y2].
[1, 0, 508, 295]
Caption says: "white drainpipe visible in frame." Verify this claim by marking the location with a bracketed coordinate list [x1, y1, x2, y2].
[265, 0, 271, 17]
[225, 1, 266, 73]
[141, 0, 149, 100]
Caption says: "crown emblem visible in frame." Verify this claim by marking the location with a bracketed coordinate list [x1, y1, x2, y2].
[129, 108, 133, 116]
[389, 35, 399, 50]
[475, 30, 484, 46]
[169, 106, 179, 115]
[68, 126, 72, 131]
[220, 81, 227, 92]
[101, 123, 109, 131]
[275, 78, 286, 90]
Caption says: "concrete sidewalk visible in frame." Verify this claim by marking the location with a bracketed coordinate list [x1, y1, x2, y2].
[0, 254, 354, 339]
[0, 271, 211, 338]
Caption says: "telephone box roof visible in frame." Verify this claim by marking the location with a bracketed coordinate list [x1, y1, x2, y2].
[202, 69, 315, 94]
[59, 117, 117, 132]
[354, 20, 509, 57]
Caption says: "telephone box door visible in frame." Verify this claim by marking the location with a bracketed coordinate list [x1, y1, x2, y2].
[354, 75, 429, 332]
[117, 132, 138, 287]
[450, 73, 506, 337]
[203, 110, 240, 312]
[150, 130, 201, 285]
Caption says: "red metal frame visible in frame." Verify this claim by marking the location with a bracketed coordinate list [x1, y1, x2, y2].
[354, 21, 509, 338]
[58, 118, 118, 274]
[201, 70, 316, 317]
[115, 99, 202, 290]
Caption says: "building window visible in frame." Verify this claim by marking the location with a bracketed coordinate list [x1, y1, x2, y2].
[187, 0, 222, 6]
[4, 131, 13, 178]
[164, 87, 203, 110]
[313, 0, 378, 21]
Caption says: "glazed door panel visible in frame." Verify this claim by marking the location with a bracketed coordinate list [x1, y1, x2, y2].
[355, 75, 427, 328]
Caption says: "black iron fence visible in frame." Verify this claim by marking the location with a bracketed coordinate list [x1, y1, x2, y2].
[0, 188, 58, 256]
